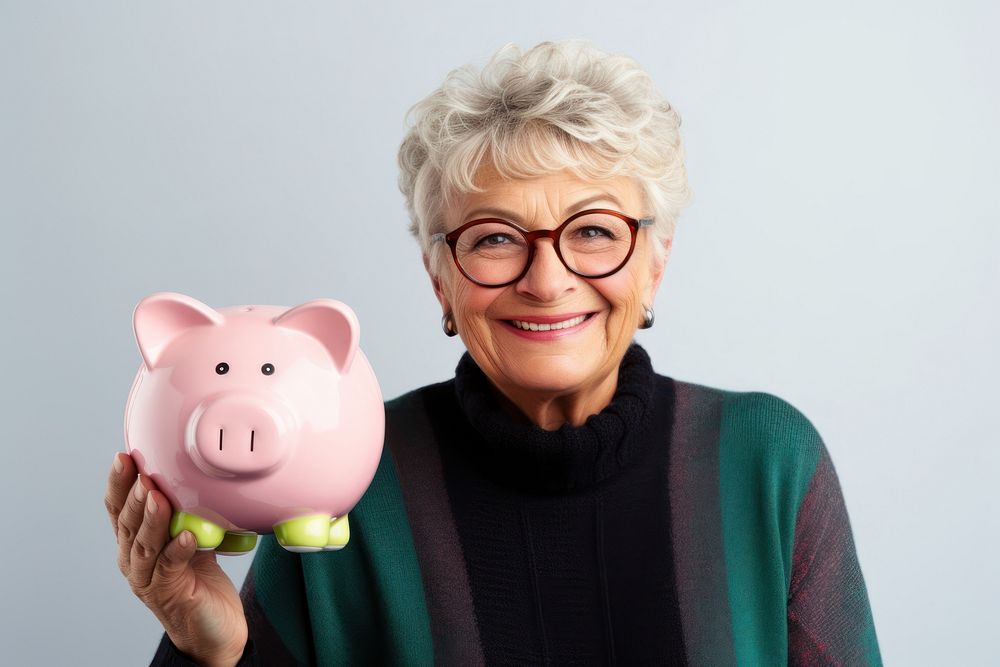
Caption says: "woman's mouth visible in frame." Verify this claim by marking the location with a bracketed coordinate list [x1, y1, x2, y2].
[499, 312, 597, 339]
[509, 314, 588, 331]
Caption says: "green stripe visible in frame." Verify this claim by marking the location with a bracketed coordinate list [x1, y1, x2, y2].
[718, 391, 822, 665]
[254, 442, 434, 664]
[251, 537, 312, 664]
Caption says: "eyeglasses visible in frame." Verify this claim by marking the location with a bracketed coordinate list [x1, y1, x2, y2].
[430, 208, 654, 288]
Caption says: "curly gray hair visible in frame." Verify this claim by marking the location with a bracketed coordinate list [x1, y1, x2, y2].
[398, 39, 692, 272]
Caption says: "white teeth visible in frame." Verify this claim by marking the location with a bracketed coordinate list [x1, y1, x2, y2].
[510, 314, 587, 331]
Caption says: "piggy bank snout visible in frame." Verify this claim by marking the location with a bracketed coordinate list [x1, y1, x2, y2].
[188, 393, 296, 477]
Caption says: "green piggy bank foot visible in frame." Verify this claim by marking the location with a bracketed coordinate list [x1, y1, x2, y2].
[274, 513, 351, 553]
[323, 514, 350, 551]
[170, 511, 226, 552]
[215, 530, 258, 555]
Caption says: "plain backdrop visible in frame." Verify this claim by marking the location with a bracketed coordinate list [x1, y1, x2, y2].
[1, 1, 997, 665]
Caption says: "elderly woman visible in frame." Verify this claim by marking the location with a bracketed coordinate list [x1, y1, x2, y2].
[107, 40, 881, 666]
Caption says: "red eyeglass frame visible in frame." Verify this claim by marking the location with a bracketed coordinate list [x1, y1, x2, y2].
[430, 208, 655, 288]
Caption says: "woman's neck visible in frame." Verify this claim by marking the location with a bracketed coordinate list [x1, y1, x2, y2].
[487, 370, 619, 431]
[450, 343, 659, 492]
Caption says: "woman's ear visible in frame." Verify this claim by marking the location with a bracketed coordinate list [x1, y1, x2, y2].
[423, 253, 451, 312]
[645, 237, 672, 304]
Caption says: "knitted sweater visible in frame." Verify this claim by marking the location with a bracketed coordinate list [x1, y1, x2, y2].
[153, 344, 881, 665]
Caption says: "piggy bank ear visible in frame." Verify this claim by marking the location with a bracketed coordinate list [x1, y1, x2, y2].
[273, 299, 360, 373]
[133, 292, 224, 370]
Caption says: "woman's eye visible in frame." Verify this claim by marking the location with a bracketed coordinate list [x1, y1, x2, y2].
[475, 233, 515, 248]
[578, 226, 615, 239]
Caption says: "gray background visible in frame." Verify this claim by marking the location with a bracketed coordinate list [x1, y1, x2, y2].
[1, 1, 996, 664]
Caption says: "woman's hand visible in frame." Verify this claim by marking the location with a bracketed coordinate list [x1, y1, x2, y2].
[105, 452, 248, 667]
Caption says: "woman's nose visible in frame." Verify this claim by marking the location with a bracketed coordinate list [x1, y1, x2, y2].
[515, 239, 576, 301]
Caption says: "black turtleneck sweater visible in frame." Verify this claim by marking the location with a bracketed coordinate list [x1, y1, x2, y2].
[422, 343, 685, 665]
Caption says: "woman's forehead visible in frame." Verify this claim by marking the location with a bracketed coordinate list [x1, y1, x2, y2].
[455, 168, 642, 222]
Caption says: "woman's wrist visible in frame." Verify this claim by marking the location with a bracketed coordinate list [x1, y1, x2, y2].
[168, 633, 248, 667]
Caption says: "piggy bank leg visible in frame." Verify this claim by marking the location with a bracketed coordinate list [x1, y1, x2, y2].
[215, 531, 258, 556]
[323, 514, 350, 551]
[273, 514, 330, 553]
[169, 511, 226, 551]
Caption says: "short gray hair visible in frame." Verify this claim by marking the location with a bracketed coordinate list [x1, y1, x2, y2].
[398, 39, 693, 271]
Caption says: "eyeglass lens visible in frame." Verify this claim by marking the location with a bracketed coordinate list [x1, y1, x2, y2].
[453, 212, 634, 286]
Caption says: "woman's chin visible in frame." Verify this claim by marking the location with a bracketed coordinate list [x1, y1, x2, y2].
[497, 354, 601, 397]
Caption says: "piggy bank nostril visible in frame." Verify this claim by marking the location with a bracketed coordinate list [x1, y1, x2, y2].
[216, 428, 259, 452]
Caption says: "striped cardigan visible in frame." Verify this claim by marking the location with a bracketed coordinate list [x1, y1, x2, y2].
[156, 373, 881, 665]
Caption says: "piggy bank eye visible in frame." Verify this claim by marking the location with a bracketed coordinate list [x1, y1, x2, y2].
[261, 363, 275, 376]
[215, 362, 229, 375]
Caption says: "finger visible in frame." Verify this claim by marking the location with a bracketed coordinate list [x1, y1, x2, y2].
[116, 474, 153, 576]
[149, 529, 198, 594]
[105, 452, 137, 535]
[129, 487, 174, 592]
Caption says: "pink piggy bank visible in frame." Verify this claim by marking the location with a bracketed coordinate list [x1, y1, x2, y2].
[123, 292, 384, 555]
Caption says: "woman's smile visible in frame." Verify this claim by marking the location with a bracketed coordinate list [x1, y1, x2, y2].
[497, 311, 598, 340]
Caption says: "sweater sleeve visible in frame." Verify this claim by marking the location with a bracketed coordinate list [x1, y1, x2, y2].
[150, 634, 258, 666]
[786, 445, 882, 666]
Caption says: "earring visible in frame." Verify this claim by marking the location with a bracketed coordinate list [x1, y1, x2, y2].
[441, 312, 458, 337]
[639, 304, 655, 330]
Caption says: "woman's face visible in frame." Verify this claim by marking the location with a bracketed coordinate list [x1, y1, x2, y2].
[427, 165, 670, 407]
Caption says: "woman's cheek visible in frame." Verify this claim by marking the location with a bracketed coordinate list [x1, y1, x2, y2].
[449, 279, 476, 324]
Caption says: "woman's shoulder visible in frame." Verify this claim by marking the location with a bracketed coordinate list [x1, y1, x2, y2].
[666, 377, 832, 551]
[667, 376, 827, 478]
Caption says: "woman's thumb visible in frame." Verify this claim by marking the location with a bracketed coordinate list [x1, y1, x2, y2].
[150, 531, 198, 589]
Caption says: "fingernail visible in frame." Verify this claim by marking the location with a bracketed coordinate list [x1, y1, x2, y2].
[179, 531, 192, 547]
[133, 480, 147, 502]
[146, 493, 158, 515]
[113, 454, 124, 474]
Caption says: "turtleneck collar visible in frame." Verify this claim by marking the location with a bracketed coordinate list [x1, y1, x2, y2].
[452, 343, 657, 493]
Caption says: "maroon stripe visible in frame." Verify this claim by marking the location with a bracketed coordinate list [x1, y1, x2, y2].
[668, 381, 737, 664]
[386, 389, 486, 666]
[787, 447, 876, 665]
